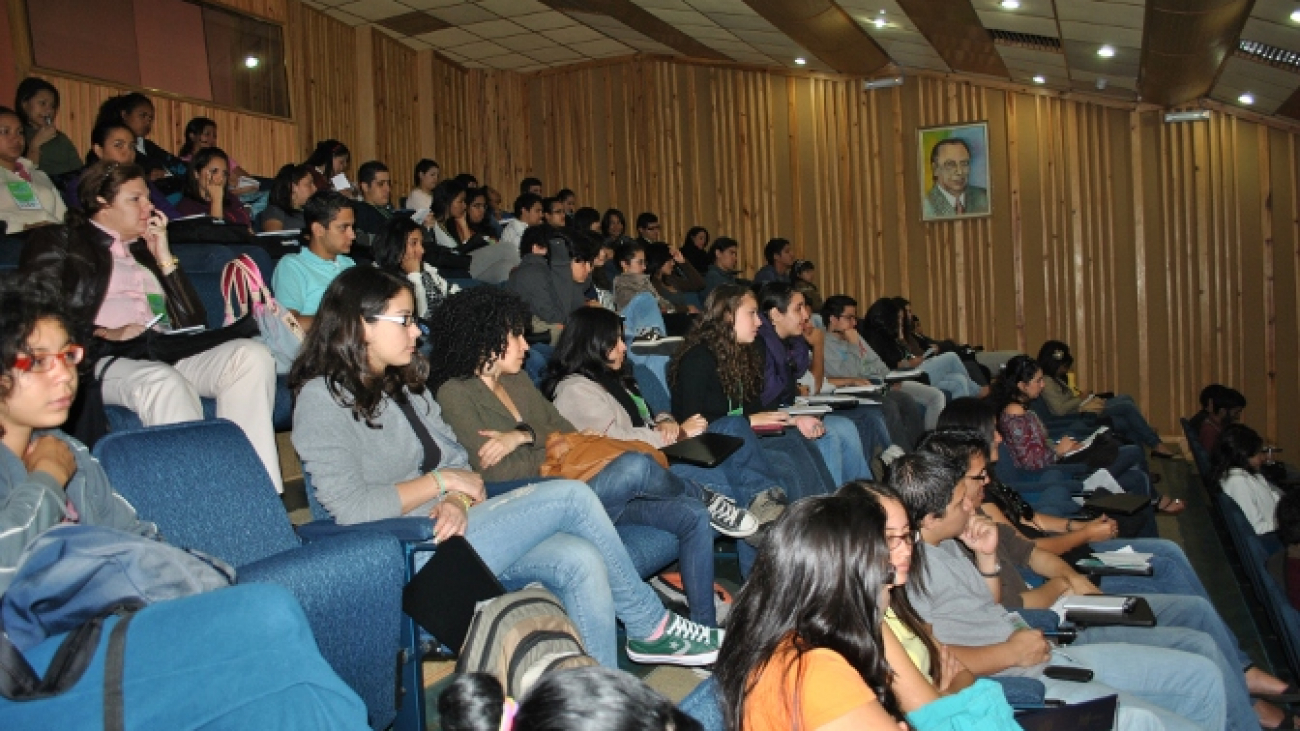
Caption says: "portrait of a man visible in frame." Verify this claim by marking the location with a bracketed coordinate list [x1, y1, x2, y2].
[919, 123, 991, 221]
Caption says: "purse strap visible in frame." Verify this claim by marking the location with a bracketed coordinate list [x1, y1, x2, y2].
[394, 394, 442, 475]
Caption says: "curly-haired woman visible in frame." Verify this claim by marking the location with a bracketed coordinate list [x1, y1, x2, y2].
[291, 266, 721, 665]
[426, 286, 731, 629]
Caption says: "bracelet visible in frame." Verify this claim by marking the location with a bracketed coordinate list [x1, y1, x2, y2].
[449, 492, 474, 511]
[430, 470, 447, 501]
[978, 562, 1002, 578]
[514, 422, 536, 445]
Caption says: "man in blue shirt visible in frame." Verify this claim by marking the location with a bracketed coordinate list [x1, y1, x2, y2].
[272, 191, 356, 332]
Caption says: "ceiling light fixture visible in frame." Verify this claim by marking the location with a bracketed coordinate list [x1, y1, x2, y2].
[863, 76, 904, 90]
[874, 17, 886, 28]
[1001, 0, 1021, 8]
[1032, 75, 1046, 84]
[244, 56, 260, 69]
[1291, 9, 1300, 23]
[1097, 45, 1115, 58]
[1239, 92, 1255, 105]
[795, 57, 806, 65]
[1164, 110, 1210, 123]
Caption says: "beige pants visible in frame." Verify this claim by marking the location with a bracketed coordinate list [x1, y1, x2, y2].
[98, 339, 283, 493]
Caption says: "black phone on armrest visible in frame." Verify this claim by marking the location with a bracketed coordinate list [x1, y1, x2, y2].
[1043, 665, 1094, 682]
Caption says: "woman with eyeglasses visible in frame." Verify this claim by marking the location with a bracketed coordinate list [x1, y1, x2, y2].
[291, 267, 722, 667]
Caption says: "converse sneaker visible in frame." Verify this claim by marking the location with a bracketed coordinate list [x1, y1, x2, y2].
[629, 328, 684, 356]
[701, 489, 759, 538]
[743, 487, 788, 547]
[625, 614, 724, 667]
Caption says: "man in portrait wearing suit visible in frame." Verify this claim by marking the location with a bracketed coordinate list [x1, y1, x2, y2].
[923, 138, 989, 218]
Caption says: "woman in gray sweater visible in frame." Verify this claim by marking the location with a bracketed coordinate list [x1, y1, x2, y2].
[290, 266, 722, 667]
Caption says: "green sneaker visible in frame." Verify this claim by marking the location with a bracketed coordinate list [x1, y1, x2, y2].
[625, 614, 724, 667]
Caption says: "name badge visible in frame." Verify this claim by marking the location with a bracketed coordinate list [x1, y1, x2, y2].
[6, 181, 42, 210]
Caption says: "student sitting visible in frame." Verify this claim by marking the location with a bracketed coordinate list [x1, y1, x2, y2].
[505, 226, 590, 342]
[304, 139, 351, 195]
[0, 275, 370, 730]
[68, 120, 180, 219]
[790, 259, 822, 312]
[613, 241, 674, 313]
[23, 162, 280, 491]
[428, 179, 466, 250]
[572, 206, 601, 235]
[174, 147, 252, 229]
[406, 158, 438, 213]
[700, 236, 746, 302]
[633, 211, 662, 248]
[0, 106, 65, 233]
[371, 216, 458, 325]
[257, 163, 315, 232]
[893, 451, 1228, 730]
[679, 226, 711, 273]
[862, 297, 984, 399]
[645, 242, 703, 314]
[1036, 340, 1178, 459]
[1200, 385, 1247, 454]
[427, 286, 727, 629]
[93, 94, 181, 184]
[176, 117, 256, 196]
[14, 78, 81, 180]
[272, 191, 357, 332]
[751, 237, 794, 285]
[350, 160, 395, 246]
[600, 207, 634, 250]
[1213, 423, 1285, 540]
[472, 192, 536, 284]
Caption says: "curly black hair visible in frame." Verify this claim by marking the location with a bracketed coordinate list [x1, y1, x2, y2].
[425, 286, 532, 392]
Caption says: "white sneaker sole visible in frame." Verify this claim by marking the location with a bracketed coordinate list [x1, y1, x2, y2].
[624, 647, 719, 667]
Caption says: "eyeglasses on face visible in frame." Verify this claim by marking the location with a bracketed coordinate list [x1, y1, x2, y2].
[11, 345, 85, 374]
[885, 531, 917, 550]
[939, 160, 971, 173]
[965, 471, 990, 483]
[366, 314, 426, 332]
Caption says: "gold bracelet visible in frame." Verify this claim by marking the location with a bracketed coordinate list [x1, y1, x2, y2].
[449, 492, 474, 511]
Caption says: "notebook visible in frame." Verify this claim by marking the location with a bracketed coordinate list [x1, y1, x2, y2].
[402, 536, 506, 653]
[659, 433, 745, 468]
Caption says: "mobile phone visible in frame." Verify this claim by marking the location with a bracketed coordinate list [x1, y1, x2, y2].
[1042, 629, 1078, 644]
[1043, 665, 1094, 682]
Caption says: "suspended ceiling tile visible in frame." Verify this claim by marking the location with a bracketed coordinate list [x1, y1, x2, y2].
[527, 45, 586, 61]
[969, 0, 1055, 15]
[640, 7, 715, 26]
[399, 36, 431, 49]
[400, 0, 465, 8]
[708, 39, 760, 54]
[620, 37, 679, 53]
[462, 60, 488, 68]
[1240, 18, 1300, 53]
[334, 0, 409, 21]
[1056, 1, 1145, 28]
[892, 0, 1010, 77]
[975, 12, 1059, 37]
[729, 28, 791, 46]
[417, 26, 477, 46]
[493, 33, 558, 51]
[444, 38, 512, 57]
[459, 18, 531, 38]
[683, 0, 752, 13]
[676, 24, 740, 41]
[325, 7, 366, 24]
[1216, 58, 1300, 98]
[480, 53, 539, 69]
[516, 64, 548, 72]
[1058, 21, 1143, 48]
[426, 3, 499, 24]
[516, 11, 581, 30]
[704, 11, 779, 31]
[542, 24, 608, 42]
[376, 10, 451, 35]
[476, 0, 553, 15]
[635, 0, 693, 9]
[585, 40, 634, 55]
[996, 45, 1066, 63]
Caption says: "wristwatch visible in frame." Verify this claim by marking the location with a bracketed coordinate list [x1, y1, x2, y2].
[978, 562, 1002, 578]
[514, 422, 536, 444]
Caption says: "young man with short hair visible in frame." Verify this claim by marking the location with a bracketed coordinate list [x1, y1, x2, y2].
[519, 176, 542, 196]
[634, 212, 661, 245]
[701, 236, 746, 302]
[350, 160, 393, 245]
[752, 237, 794, 284]
[272, 191, 356, 332]
[505, 226, 589, 342]
[892, 450, 1228, 730]
[471, 192, 540, 285]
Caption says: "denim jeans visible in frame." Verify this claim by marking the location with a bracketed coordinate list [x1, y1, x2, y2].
[899, 380, 947, 430]
[1103, 395, 1162, 448]
[587, 453, 718, 626]
[459, 479, 667, 666]
[621, 292, 673, 414]
[1080, 594, 1251, 731]
[1043, 643, 1224, 730]
[919, 351, 981, 398]
[668, 416, 780, 509]
[814, 415, 874, 485]
[834, 404, 893, 461]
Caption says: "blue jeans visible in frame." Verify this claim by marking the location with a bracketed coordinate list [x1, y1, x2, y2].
[1044, 642, 1224, 730]
[0, 584, 369, 729]
[920, 351, 981, 398]
[814, 415, 874, 485]
[622, 293, 672, 413]
[835, 404, 893, 461]
[1080, 594, 1251, 731]
[669, 416, 780, 509]
[588, 453, 718, 626]
[461, 479, 667, 666]
[1104, 395, 1162, 449]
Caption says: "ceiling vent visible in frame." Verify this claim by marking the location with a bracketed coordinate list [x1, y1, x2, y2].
[376, 12, 449, 37]
[1236, 39, 1300, 73]
[988, 29, 1062, 53]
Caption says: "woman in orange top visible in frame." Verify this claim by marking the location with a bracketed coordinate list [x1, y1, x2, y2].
[715, 490, 904, 731]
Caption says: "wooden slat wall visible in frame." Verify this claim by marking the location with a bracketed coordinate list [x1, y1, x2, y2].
[287, 1, 357, 162]
[372, 32, 419, 193]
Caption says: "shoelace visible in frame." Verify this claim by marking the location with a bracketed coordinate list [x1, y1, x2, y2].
[666, 614, 712, 644]
[634, 327, 663, 341]
[708, 497, 745, 527]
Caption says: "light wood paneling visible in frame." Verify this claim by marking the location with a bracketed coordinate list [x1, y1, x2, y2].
[287, 0, 357, 162]
[372, 32, 419, 196]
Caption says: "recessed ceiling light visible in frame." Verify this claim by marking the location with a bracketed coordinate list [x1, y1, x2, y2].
[1032, 75, 1046, 84]
[874, 16, 886, 28]
[1239, 92, 1255, 105]
[1291, 9, 1300, 23]
[1097, 45, 1115, 58]
[794, 57, 806, 65]
[1001, 0, 1021, 8]
[244, 56, 260, 69]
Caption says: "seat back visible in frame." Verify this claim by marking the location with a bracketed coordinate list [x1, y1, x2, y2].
[1216, 492, 1300, 676]
[94, 420, 299, 566]
[1181, 417, 1215, 491]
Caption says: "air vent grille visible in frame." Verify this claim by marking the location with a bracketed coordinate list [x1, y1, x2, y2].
[988, 29, 1061, 53]
[1237, 40, 1300, 73]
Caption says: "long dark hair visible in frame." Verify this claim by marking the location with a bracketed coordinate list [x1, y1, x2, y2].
[14, 77, 59, 129]
[989, 354, 1040, 413]
[839, 481, 944, 685]
[937, 396, 999, 448]
[181, 147, 229, 202]
[268, 163, 314, 214]
[716, 492, 898, 730]
[682, 226, 708, 250]
[1210, 423, 1265, 485]
[667, 284, 762, 405]
[863, 297, 903, 340]
[425, 287, 531, 392]
[438, 668, 700, 731]
[305, 139, 350, 171]
[178, 116, 215, 158]
[288, 267, 427, 427]
[540, 307, 630, 399]
[1035, 340, 1073, 381]
[86, 120, 134, 165]
[431, 180, 466, 223]
[372, 216, 422, 273]
[92, 93, 152, 131]
[16, 224, 110, 342]
[600, 208, 627, 240]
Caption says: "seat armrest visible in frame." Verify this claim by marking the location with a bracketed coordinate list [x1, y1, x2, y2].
[297, 516, 434, 544]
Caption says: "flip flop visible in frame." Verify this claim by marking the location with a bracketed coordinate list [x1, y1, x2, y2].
[1155, 495, 1186, 515]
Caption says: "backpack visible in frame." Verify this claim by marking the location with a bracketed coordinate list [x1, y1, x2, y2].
[455, 584, 598, 697]
[221, 254, 304, 374]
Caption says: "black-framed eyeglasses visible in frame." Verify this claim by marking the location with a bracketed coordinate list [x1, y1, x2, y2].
[885, 531, 916, 550]
[965, 471, 990, 483]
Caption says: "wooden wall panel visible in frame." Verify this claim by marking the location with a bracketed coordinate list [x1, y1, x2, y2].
[372, 32, 419, 193]
[287, 1, 357, 162]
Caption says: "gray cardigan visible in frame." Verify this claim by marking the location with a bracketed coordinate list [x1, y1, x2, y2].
[292, 378, 471, 525]
[0, 431, 156, 594]
[552, 375, 667, 447]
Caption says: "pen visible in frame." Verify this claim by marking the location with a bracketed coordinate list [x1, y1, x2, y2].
[144, 312, 166, 330]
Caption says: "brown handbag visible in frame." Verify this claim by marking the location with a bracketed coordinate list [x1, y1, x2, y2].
[539, 432, 669, 483]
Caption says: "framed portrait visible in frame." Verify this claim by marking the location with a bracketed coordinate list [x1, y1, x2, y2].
[918, 122, 991, 222]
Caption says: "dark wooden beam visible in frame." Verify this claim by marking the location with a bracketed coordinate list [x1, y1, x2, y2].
[539, 0, 729, 62]
[1275, 84, 1300, 122]
[1138, 0, 1254, 107]
[893, 0, 1009, 78]
[739, 0, 892, 76]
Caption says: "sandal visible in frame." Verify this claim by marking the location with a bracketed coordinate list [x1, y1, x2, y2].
[1155, 495, 1186, 515]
